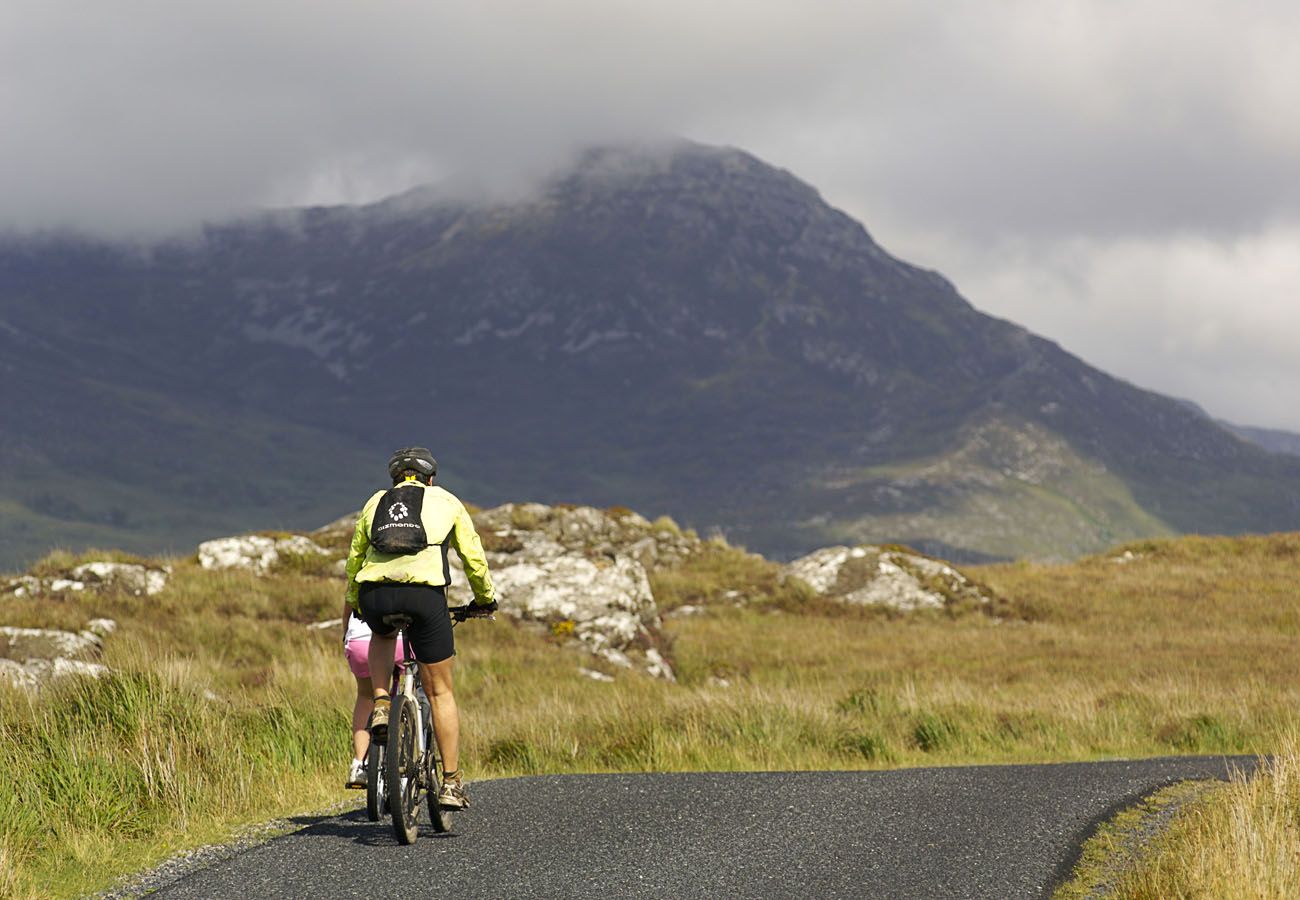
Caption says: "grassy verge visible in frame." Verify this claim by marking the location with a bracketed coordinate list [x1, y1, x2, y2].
[3, 531, 1300, 896]
[1056, 737, 1300, 898]
[1052, 780, 1224, 899]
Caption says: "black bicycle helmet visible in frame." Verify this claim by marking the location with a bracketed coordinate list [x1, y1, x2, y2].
[387, 447, 437, 481]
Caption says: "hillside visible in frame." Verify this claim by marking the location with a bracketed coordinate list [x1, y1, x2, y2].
[3, 141, 1300, 568]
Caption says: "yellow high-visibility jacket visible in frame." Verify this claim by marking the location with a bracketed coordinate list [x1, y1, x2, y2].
[345, 480, 495, 611]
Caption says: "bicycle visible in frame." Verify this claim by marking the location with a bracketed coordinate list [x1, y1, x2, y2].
[370, 603, 494, 844]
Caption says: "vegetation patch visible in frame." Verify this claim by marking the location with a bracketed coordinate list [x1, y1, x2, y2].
[6, 528, 1300, 897]
[1053, 780, 1221, 900]
[1059, 737, 1299, 898]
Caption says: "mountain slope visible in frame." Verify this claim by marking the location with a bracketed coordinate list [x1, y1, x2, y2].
[2, 141, 1298, 567]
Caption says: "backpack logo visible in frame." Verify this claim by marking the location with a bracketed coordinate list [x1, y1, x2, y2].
[370, 485, 428, 554]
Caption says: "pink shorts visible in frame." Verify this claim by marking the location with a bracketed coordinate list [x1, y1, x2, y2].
[344, 637, 408, 680]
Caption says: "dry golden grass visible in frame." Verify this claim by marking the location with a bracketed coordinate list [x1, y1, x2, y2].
[1058, 735, 1300, 898]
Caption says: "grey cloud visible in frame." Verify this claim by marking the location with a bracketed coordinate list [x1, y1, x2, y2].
[913, 229, 1300, 431]
[5, 0, 1298, 239]
[3, 0, 1300, 431]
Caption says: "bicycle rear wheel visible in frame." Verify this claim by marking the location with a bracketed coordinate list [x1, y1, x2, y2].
[365, 738, 386, 822]
[386, 695, 421, 844]
[426, 728, 453, 833]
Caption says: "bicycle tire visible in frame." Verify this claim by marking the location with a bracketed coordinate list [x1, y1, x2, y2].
[365, 738, 386, 822]
[426, 727, 453, 834]
[386, 695, 421, 844]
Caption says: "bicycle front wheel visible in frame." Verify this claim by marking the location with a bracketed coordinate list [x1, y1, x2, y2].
[385, 695, 422, 845]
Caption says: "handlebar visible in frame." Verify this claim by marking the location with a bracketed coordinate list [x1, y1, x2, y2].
[449, 603, 497, 623]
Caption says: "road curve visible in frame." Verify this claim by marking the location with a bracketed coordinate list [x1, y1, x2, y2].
[145, 756, 1253, 900]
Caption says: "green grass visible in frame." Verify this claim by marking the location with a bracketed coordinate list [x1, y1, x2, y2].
[4, 530, 1300, 896]
[815, 418, 1177, 561]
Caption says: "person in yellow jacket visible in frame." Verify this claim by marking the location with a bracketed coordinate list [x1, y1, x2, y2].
[345, 446, 496, 810]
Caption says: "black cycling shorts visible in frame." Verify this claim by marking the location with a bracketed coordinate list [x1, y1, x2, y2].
[356, 582, 453, 664]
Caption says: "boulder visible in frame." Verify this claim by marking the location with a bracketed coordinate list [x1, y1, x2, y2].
[2, 575, 42, 597]
[70, 562, 168, 596]
[197, 534, 328, 573]
[0, 625, 102, 660]
[3, 562, 168, 598]
[473, 502, 699, 569]
[0, 620, 116, 689]
[468, 503, 686, 680]
[783, 545, 992, 611]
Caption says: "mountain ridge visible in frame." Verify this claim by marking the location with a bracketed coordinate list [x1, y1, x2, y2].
[3, 140, 1299, 569]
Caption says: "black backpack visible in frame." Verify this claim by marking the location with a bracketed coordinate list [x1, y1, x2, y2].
[369, 483, 429, 554]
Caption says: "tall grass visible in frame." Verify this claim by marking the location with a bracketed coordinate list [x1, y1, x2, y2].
[3, 532, 1300, 896]
[1058, 735, 1300, 898]
[0, 562, 353, 899]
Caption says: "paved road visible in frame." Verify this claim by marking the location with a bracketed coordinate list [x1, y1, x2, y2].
[148, 756, 1253, 899]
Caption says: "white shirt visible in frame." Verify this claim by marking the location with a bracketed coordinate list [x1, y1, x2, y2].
[344, 612, 373, 644]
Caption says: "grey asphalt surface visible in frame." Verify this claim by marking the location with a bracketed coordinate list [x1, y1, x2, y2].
[147, 756, 1254, 899]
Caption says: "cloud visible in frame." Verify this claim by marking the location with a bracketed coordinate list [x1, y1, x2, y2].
[0, 0, 880, 232]
[2, 0, 1299, 429]
[911, 227, 1300, 430]
[4, 0, 1298, 237]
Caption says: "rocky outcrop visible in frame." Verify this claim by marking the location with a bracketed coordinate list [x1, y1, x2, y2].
[465, 503, 695, 680]
[197, 534, 328, 573]
[0, 619, 116, 688]
[3, 562, 168, 598]
[473, 502, 700, 569]
[783, 545, 993, 611]
[197, 503, 693, 680]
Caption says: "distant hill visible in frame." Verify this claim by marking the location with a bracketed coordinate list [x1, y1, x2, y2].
[1222, 423, 1300, 457]
[4, 140, 1300, 569]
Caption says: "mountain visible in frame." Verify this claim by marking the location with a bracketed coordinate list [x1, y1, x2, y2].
[3, 141, 1300, 569]
[1222, 423, 1300, 457]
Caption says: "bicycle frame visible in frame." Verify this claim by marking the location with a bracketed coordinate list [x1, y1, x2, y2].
[373, 604, 493, 843]
[389, 632, 426, 761]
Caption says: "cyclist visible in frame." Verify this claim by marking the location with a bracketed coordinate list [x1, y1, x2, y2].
[345, 447, 497, 810]
[340, 604, 407, 789]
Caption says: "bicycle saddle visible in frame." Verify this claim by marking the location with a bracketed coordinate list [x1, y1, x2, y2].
[381, 613, 415, 629]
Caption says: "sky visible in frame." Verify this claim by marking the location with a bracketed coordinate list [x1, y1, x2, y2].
[3, 0, 1299, 429]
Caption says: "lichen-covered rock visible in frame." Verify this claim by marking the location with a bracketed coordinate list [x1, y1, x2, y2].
[0, 659, 35, 689]
[3, 574, 89, 597]
[783, 545, 992, 611]
[4, 561, 169, 598]
[3, 575, 42, 597]
[17, 657, 110, 682]
[197, 534, 327, 573]
[473, 502, 699, 569]
[0, 620, 116, 688]
[70, 562, 169, 596]
[86, 618, 117, 638]
[0, 625, 102, 660]
[311, 513, 360, 549]
[466, 503, 686, 679]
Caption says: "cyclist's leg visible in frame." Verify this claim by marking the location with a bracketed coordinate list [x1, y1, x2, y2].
[352, 675, 373, 759]
[419, 658, 459, 774]
[366, 634, 397, 700]
[345, 636, 377, 755]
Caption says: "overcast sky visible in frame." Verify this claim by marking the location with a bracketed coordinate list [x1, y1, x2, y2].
[4, 1, 1299, 429]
